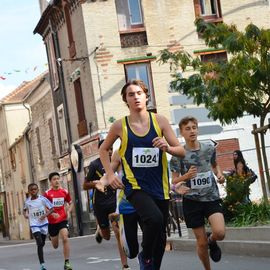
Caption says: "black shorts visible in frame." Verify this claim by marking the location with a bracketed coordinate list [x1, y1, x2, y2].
[48, 220, 68, 237]
[93, 202, 116, 229]
[183, 197, 223, 228]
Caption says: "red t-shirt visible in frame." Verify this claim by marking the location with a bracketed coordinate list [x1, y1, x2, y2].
[44, 188, 72, 224]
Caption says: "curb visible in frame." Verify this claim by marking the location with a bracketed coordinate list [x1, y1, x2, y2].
[169, 238, 270, 257]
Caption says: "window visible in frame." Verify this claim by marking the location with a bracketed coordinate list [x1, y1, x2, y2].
[199, 51, 227, 63]
[57, 105, 68, 153]
[194, 0, 222, 22]
[200, 0, 217, 16]
[46, 34, 59, 90]
[116, 0, 147, 48]
[64, 3, 76, 58]
[125, 62, 156, 111]
[35, 127, 44, 164]
[128, 0, 143, 26]
[48, 118, 56, 156]
[73, 79, 88, 137]
[9, 149, 16, 171]
[116, 0, 144, 31]
[39, 179, 49, 194]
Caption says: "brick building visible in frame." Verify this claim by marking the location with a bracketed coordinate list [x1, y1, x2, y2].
[32, 0, 270, 234]
[0, 75, 46, 239]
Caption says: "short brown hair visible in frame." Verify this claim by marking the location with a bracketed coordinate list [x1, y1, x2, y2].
[178, 116, 198, 130]
[121, 80, 149, 104]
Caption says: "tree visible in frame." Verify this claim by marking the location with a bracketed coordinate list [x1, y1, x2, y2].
[159, 19, 270, 197]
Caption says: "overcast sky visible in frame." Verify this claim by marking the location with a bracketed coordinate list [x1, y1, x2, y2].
[0, 0, 47, 99]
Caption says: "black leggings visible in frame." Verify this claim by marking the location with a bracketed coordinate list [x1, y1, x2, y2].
[33, 232, 46, 264]
[128, 190, 169, 270]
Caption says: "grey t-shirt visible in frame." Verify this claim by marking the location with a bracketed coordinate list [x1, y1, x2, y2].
[170, 141, 220, 202]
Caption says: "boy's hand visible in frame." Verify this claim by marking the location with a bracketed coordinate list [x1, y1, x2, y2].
[175, 183, 190, 194]
[217, 174, 225, 184]
[51, 213, 60, 219]
[93, 180, 105, 192]
[152, 137, 169, 152]
[107, 174, 124, 190]
[186, 166, 197, 180]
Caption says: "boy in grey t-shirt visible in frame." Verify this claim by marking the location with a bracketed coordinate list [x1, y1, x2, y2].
[170, 116, 225, 270]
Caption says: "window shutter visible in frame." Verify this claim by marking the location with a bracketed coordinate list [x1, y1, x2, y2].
[193, 0, 201, 18]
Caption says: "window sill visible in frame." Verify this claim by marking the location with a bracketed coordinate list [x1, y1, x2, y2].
[119, 27, 146, 35]
[201, 16, 223, 23]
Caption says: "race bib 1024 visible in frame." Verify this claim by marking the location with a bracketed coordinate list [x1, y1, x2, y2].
[132, 147, 159, 168]
[190, 171, 212, 189]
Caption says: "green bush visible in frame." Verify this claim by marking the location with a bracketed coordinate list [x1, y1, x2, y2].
[222, 174, 251, 222]
[230, 201, 270, 227]
[222, 174, 270, 226]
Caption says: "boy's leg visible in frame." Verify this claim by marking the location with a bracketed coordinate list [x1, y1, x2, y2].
[33, 231, 45, 264]
[193, 226, 211, 270]
[59, 226, 70, 260]
[58, 221, 72, 270]
[152, 199, 169, 270]
[48, 223, 59, 249]
[110, 213, 129, 267]
[183, 198, 210, 270]
[94, 204, 111, 240]
[128, 191, 164, 262]
[208, 212, 225, 242]
[120, 213, 140, 259]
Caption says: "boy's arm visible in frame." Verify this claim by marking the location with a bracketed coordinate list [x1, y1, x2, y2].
[171, 169, 197, 184]
[212, 162, 225, 184]
[154, 114, 185, 157]
[99, 121, 124, 189]
[23, 208, 29, 219]
[83, 163, 102, 191]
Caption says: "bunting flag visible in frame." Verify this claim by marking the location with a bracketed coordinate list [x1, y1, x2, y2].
[0, 63, 48, 81]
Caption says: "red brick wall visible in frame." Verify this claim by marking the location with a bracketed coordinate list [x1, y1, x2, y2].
[216, 138, 240, 172]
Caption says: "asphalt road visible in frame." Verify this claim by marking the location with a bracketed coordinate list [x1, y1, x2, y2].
[0, 235, 270, 270]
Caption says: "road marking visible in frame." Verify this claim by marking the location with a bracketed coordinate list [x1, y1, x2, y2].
[0, 242, 35, 249]
[86, 257, 120, 264]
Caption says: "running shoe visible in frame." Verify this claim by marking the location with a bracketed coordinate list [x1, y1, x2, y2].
[138, 251, 153, 270]
[207, 232, 222, 262]
[40, 264, 47, 270]
[64, 261, 72, 270]
[122, 265, 131, 270]
[95, 227, 103, 244]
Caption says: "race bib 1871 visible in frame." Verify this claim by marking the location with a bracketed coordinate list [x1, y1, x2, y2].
[132, 147, 159, 168]
[30, 207, 45, 219]
[190, 171, 212, 189]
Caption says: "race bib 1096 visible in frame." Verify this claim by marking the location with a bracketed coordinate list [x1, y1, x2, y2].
[132, 147, 159, 168]
[190, 171, 212, 189]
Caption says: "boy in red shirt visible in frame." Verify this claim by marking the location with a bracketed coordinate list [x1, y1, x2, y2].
[44, 172, 73, 270]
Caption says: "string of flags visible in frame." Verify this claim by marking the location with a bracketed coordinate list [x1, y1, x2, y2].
[0, 63, 48, 80]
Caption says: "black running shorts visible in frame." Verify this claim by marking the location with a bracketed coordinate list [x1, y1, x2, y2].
[93, 201, 116, 229]
[48, 220, 68, 237]
[183, 198, 223, 228]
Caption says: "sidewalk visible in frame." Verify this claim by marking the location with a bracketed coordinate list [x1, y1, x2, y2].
[167, 224, 270, 257]
[0, 233, 34, 246]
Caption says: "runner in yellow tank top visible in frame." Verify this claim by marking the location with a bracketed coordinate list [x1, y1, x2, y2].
[99, 80, 185, 270]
